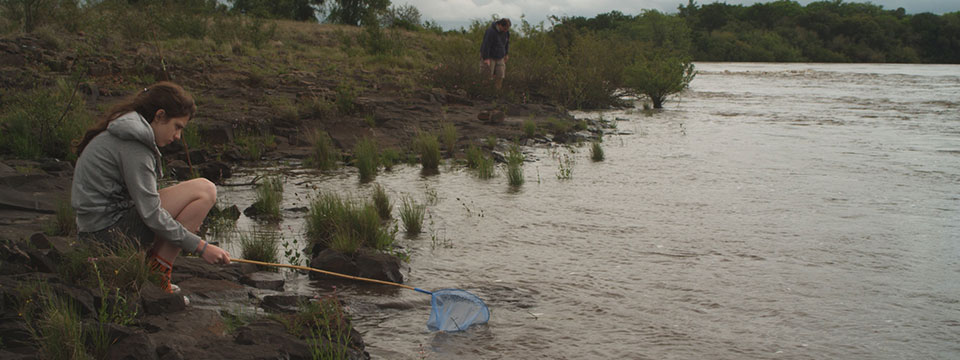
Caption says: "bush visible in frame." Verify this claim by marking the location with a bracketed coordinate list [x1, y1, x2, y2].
[624, 52, 696, 109]
[353, 137, 379, 183]
[522, 119, 537, 138]
[399, 196, 425, 235]
[477, 155, 495, 179]
[0, 78, 94, 160]
[465, 145, 482, 169]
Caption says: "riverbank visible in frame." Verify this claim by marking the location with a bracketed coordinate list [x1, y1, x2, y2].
[0, 19, 590, 358]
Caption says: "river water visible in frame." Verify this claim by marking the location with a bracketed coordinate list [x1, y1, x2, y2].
[214, 63, 960, 359]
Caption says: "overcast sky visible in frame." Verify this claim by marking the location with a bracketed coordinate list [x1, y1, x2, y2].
[397, 0, 958, 30]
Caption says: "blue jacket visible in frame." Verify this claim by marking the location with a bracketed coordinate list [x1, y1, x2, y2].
[480, 22, 509, 60]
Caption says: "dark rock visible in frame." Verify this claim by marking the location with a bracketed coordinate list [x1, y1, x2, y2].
[0, 350, 37, 360]
[169, 257, 244, 282]
[233, 321, 313, 360]
[309, 249, 403, 283]
[261, 295, 309, 313]
[0, 242, 32, 275]
[178, 149, 208, 164]
[29, 232, 51, 249]
[446, 93, 474, 106]
[106, 330, 158, 360]
[157, 345, 185, 360]
[477, 111, 490, 121]
[198, 123, 234, 145]
[25, 248, 56, 273]
[50, 283, 96, 316]
[199, 161, 231, 182]
[141, 283, 186, 315]
[38, 159, 72, 175]
[240, 271, 285, 291]
[165, 160, 191, 181]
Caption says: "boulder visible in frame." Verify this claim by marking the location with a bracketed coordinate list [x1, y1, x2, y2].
[309, 249, 403, 283]
[106, 330, 158, 360]
[141, 283, 186, 315]
[199, 161, 231, 182]
[239, 271, 285, 291]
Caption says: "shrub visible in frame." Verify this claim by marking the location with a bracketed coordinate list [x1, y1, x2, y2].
[624, 52, 696, 109]
[590, 141, 604, 162]
[372, 184, 392, 220]
[305, 129, 340, 170]
[239, 229, 280, 268]
[399, 196, 425, 236]
[253, 176, 283, 220]
[0, 78, 94, 160]
[413, 132, 441, 171]
[335, 81, 358, 115]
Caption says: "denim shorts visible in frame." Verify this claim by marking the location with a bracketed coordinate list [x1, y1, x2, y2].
[79, 207, 155, 252]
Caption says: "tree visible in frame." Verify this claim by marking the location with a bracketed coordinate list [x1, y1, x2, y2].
[623, 53, 696, 109]
[230, 0, 323, 21]
[325, 0, 389, 26]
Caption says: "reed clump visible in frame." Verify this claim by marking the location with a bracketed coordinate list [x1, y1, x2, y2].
[306, 129, 340, 171]
[372, 184, 392, 220]
[506, 145, 525, 186]
[239, 229, 280, 269]
[305, 192, 394, 253]
[354, 136, 379, 183]
[399, 196, 426, 235]
[252, 176, 283, 220]
[413, 132, 441, 171]
[591, 141, 605, 161]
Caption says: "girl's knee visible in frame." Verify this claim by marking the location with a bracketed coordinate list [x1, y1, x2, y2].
[198, 178, 217, 202]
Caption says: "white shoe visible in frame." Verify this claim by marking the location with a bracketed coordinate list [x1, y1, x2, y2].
[170, 283, 181, 294]
[183, 295, 190, 306]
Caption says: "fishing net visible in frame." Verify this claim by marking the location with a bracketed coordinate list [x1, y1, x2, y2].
[425, 289, 491, 332]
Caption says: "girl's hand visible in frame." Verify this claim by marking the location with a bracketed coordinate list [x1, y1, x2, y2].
[199, 242, 231, 265]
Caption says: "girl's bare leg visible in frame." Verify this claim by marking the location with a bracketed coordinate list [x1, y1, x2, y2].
[152, 178, 217, 263]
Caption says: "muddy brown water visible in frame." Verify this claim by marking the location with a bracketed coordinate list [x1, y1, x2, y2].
[209, 63, 960, 359]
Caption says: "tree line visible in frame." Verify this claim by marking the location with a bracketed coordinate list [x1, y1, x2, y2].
[559, 0, 959, 64]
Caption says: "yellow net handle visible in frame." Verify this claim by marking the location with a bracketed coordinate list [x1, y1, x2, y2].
[231, 258, 417, 292]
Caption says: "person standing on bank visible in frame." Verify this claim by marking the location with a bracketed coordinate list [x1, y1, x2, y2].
[72, 81, 230, 294]
[480, 17, 511, 90]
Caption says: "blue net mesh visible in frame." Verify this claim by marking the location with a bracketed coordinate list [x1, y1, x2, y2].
[426, 289, 490, 332]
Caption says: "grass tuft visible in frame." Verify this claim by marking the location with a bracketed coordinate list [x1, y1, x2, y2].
[506, 145, 525, 187]
[591, 141, 605, 162]
[354, 136, 379, 183]
[372, 184, 392, 220]
[239, 229, 280, 269]
[306, 129, 340, 171]
[399, 196, 425, 236]
[413, 132, 441, 171]
[253, 176, 283, 220]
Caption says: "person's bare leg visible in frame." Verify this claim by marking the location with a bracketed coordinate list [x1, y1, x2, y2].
[151, 178, 217, 262]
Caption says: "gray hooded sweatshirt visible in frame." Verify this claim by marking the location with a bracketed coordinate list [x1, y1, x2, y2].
[71, 111, 201, 252]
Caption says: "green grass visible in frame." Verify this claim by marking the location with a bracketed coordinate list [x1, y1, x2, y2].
[590, 141, 604, 162]
[234, 129, 276, 161]
[413, 132, 441, 171]
[21, 285, 88, 360]
[306, 129, 340, 171]
[522, 119, 537, 138]
[239, 229, 280, 268]
[507, 145, 525, 187]
[380, 148, 400, 171]
[44, 199, 76, 236]
[0, 78, 94, 161]
[305, 193, 394, 253]
[477, 155, 496, 179]
[372, 184, 392, 220]
[465, 145, 482, 169]
[253, 176, 283, 220]
[557, 153, 574, 180]
[399, 196, 425, 236]
[354, 137, 379, 183]
[440, 122, 457, 155]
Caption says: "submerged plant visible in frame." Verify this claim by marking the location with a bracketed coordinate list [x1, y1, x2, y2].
[506, 145, 525, 187]
[477, 155, 496, 179]
[306, 192, 394, 253]
[239, 229, 280, 268]
[556, 153, 574, 180]
[413, 132, 441, 171]
[253, 176, 283, 220]
[372, 184, 392, 220]
[354, 136, 379, 183]
[306, 129, 340, 171]
[399, 196, 426, 236]
[591, 141, 604, 162]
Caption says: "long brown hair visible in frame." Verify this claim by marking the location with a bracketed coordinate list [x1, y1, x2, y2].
[75, 81, 196, 155]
